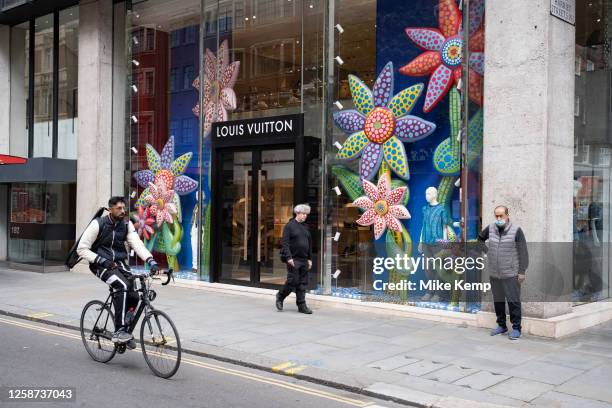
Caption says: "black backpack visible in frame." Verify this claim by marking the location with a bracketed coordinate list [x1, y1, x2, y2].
[65, 207, 106, 269]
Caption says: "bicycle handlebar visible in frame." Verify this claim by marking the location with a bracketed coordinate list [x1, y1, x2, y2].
[156, 269, 174, 286]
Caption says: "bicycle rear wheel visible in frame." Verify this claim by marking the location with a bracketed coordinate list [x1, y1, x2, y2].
[140, 310, 181, 378]
[80, 300, 117, 363]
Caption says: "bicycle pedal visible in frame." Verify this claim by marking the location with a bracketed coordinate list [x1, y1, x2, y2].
[115, 344, 127, 354]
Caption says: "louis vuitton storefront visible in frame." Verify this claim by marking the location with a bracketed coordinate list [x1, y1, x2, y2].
[119, 0, 487, 312]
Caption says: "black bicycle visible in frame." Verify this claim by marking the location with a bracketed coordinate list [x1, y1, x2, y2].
[79, 268, 181, 379]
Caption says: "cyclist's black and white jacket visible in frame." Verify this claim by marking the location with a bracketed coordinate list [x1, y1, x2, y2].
[76, 214, 155, 273]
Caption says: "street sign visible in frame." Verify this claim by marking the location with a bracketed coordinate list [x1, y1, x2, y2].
[551, 0, 575, 25]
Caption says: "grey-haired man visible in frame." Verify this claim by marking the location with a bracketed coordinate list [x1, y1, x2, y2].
[277, 204, 313, 314]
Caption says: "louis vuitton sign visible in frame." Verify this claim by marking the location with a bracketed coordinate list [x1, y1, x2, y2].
[212, 114, 303, 144]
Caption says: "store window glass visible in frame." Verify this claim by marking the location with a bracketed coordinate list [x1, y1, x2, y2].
[57, 7, 79, 159]
[7, 183, 76, 269]
[8, 183, 45, 266]
[1, 0, 29, 11]
[33, 14, 54, 158]
[325, 0, 485, 312]
[126, 0, 202, 279]
[573, 0, 611, 302]
[199, 0, 324, 282]
[9, 21, 29, 157]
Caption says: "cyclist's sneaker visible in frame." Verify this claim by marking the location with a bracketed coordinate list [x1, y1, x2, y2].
[126, 338, 137, 350]
[112, 329, 133, 343]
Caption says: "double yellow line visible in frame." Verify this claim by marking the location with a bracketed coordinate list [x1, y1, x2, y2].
[0, 316, 372, 407]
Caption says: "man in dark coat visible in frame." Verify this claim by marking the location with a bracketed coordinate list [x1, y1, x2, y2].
[276, 204, 313, 314]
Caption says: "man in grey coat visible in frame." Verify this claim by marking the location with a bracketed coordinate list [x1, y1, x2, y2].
[478, 205, 529, 340]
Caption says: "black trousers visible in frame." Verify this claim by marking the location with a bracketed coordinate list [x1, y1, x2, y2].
[278, 259, 309, 305]
[490, 276, 522, 331]
[94, 267, 139, 330]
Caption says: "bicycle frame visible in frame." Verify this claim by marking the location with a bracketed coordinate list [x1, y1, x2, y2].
[91, 274, 155, 340]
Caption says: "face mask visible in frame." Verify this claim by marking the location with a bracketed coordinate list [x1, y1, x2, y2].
[495, 219, 506, 228]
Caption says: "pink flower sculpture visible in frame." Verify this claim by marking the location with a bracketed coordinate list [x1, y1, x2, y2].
[353, 173, 411, 239]
[145, 182, 178, 227]
[132, 206, 155, 240]
[192, 39, 240, 136]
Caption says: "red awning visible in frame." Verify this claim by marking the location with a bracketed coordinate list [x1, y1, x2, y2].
[0, 155, 28, 165]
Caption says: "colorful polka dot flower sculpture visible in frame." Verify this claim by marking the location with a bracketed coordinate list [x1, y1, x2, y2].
[133, 136, 198, 271]
[334, 62, 436, 180]
[133, 136, 199, 213]
[352, 173, 411, 240]
[399, 0, 485, 112]
[192, 39, 240, 136]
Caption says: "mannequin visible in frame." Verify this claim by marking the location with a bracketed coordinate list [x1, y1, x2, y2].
[418, 187, 452, 302]
[191, 191, 200, 272]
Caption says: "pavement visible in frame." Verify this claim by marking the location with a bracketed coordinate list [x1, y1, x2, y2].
[0, 267, 611, 408]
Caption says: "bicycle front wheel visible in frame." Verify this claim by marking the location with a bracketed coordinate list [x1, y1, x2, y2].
[140, 310, 181, 378]
[80, 300, 117, 363]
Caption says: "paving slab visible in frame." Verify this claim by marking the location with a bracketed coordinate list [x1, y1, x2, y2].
[554, 364, 612, 403]
[366, 354, 421, 371]
[452, 371, 510, 391]
[394, 359, 448, 376]
[535, 349, 608, 371]
[501, 360, 583, 385]
[423, 364, 480, 383]
[487, 377, 554, 402]
[448, 388, 525, 407]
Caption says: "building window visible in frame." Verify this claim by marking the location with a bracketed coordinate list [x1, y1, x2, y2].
[181, 118, 194, 144]
[57, 6, 79, 160]
[169, 120, 180, 140]
[183, 65, 194, 90]
[170, 68, 179, 92]
[32, 13, 54, 158]
[1, 0, 29, 12]
[10, 6, 79, 159]
[184, 26, 196, 44]
[9, 21, 29, 156]
[170, 30, 181, 47]
[145, 28, 155, 51]
[132, 28, 144, 53]
[144, 69, 155, 96]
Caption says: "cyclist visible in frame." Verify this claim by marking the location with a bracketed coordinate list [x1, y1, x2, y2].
[77, 196, 160, 347]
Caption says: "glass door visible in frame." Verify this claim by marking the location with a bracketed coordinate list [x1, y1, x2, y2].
[219, 151, 253, 282]
[257, 149, 295, 285]
[217, 147, 295, 286]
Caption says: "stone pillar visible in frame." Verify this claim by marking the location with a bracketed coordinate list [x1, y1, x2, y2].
[111, 3, 126, 196]
[482, 0, 575, 318]
[0, 25, 10, 154]
[76, 0, 114, 235]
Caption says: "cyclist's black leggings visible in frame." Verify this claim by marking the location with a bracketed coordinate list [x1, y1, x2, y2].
[95, 267, 139, 330]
